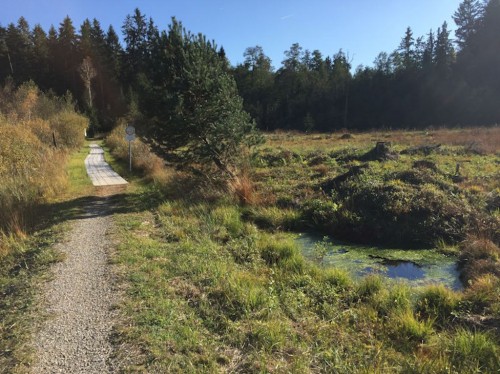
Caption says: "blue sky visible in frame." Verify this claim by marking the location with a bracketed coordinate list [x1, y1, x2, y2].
[2, 0, 462, 70]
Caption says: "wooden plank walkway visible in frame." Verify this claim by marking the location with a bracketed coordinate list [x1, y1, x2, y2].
[84, 144, 128, 187]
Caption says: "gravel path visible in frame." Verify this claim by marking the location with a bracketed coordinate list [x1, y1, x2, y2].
[31, 197, 118, 373]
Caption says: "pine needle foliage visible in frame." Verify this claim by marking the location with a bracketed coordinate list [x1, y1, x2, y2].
[142, 18, 262, 180]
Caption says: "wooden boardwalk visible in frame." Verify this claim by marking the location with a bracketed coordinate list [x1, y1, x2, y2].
[85, 144, 128, 187]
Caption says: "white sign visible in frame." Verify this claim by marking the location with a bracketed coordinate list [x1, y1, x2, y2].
[125, 125, 135, 135]
[126, 134, 136, 142]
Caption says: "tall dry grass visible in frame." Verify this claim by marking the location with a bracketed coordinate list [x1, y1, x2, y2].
[0, 122, 67, 232]
[106, 122, 170, 184]
[264, 127, 500, 155]
[0, 81, 88, 236]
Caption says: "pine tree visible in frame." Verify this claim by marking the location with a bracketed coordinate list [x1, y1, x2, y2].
[422, 30, 435, 69]
[151, 19, 261, 178]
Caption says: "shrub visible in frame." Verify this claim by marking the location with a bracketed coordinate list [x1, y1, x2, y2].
[301, 199, 340, 232]
[24, 118, 53, 145]
[315, 161, 496, 247]
[49, 111, 88, 149]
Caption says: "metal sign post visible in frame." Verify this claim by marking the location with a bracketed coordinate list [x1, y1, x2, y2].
[125, 125, 136, 172]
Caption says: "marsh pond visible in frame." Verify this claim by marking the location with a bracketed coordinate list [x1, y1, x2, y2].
[297, 233, 462, 290]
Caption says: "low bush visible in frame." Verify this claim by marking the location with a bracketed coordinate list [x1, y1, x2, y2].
[0, 80, 83, 236]
[24, 118, 53, 145]
[316, 164, 491, 247]
[48, 111, 88, 149]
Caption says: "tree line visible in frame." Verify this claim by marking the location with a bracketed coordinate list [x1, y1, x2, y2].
[1, 0, 499, 135]
[234, 0, 500, 131]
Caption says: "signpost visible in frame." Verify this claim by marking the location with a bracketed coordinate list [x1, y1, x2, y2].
[125, 125, 135, 172]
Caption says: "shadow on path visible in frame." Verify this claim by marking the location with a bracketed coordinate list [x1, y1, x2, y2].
[34, 186, 165, 232]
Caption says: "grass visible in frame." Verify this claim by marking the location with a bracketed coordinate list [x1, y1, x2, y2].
[104, 127, 499, 372]
[446, 329, 500, 372]
[63, 140, 95, 198]
[415, 285, 461, 326]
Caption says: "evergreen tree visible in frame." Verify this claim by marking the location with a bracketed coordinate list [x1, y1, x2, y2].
[122, 8, 148, 88]
[56, 16, 79, 95]
[150, 19, 261, 178]
[421, 30, 435, 69]
[282, 43, 303, 72]
[395, 27, 416, 71]
[79, 19, 93, 56]
[453, 0, 483, 50]
[3, 18, 33, 83]
[104, 25, 122, 78]
[435, 22, 455, 73]
[90, 19, 106, 54]
[31, 24, 49, 88]
[234, 46, 274, 130]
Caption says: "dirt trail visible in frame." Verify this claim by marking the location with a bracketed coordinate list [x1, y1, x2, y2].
[31, 195, 119, 373]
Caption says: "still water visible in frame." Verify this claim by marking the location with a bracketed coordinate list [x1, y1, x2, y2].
[296, 233, 462, 290]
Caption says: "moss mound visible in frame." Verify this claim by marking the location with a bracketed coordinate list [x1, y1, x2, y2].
[316, 165, 494, 247]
